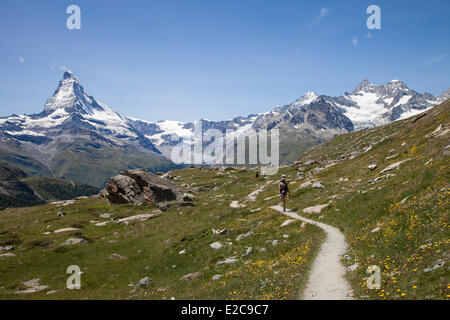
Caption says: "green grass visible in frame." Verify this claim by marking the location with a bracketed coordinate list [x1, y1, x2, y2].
[0, 167, 324, 300]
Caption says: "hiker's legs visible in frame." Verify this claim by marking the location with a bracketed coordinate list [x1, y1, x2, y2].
[282, 196, 286, 211]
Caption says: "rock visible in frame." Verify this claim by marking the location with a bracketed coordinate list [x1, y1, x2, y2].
[57, 211, 65, 217]
[46, 290, 62, 295]
[311, 182, 324, 188]
[0, 253, 16, 260]
[179, 249, 186, 255]
[138, 277, 152, 287]
[61, 238, 88, 246]
[14, 278, 49, 294]
[259, 248, 266, 252]
[271, 240, 279, 246]
[368, 164, 377, 170]
[282, 235, 289, 239]
[343, 255, 351, 260]
[230, 201, 246, 208]
[371, 227, 381, 233]
[211, 274, 223, 281]
[379, 159, 412, 173]
[101, 169, 184, 205]
[94, 221, 110, 227]
[212, 229, 227, 236]
[348, 263, 360, 272]
[100, 213, 111, 219]
[303, 203, 330, 214]
[109, 253, 127, 261]
[236, 231, 254, 241]
[280, 219, 297, 227]
[399, 196, 410, 204]
[0, 245, 13, 254]
[182, 193, 196, 202]
[54, 227, 80, 234]
[300, 222, 306, 229]
[117, 212, 160, 224]
[241, 247, 253, 258]
[180, 272, 202, 281]
[216, 256, 239, 266]
[424, 259, 445, 273]
[210, 242, 223, 250]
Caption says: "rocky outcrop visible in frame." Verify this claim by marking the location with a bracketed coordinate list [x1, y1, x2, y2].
[101, 169, 184, 205]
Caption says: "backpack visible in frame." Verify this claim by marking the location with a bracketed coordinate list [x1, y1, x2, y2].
[280, 181, 288, 195]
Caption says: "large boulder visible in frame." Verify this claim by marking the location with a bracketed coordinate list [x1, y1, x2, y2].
[101, 169, 184, 205]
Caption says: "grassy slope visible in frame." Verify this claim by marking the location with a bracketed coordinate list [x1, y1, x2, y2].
[0, 101, 448, 300]
[0, 167, 324, 300]
[47, 141, 175, 187]
[22, 177, 99, 201]
[284, 101, 449, 299]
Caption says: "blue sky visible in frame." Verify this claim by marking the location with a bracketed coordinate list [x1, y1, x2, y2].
[0, 0, 449, 122]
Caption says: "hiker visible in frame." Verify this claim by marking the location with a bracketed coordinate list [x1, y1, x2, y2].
[255, 171, 259, 179]
[279, 175, 290, 212]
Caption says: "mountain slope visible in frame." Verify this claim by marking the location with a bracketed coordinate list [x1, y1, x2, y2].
[128, 80, 446, 164]
[0, 162, 99, 210]
[0, 71, 175, 187]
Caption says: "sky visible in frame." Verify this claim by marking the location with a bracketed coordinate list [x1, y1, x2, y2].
[0, 0, 449, 122]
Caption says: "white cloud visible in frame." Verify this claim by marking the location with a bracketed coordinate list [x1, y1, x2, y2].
[311, 7, 329, 26]
[18, 56, 24, 63]
[352, 36, 358, 47]
[363, 32, 372, 38]
[425, 54, 447, 65]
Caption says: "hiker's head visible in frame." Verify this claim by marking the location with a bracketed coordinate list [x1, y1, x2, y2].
[281, 174, 286, 182]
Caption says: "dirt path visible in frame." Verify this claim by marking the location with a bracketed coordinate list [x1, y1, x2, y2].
[271, 205, 353, 300]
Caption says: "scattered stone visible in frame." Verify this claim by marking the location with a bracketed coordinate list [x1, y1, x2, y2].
[236, 231, 254, 241]
[138, 277, 152, 287]
[303, 203, 330, 214]
[230, 201, 246, 209]
[179, 249, 186, 255]
[57, 211, 65, 217]
[100, 213, 111, 219]
[300, 222, 306, 229]
[259, 248, 266, 252]
[109, 253, 127, 261]
[210, 242, 223, 250]
[368, 164, 377, 171]
[0, 253, 16, 260]
[94, 221, 110, 227]
[241, 247, 253, 258]
[343, 255, 351, 260]
[371, 227, 380, 233]
[216, 256, 239, 266]
[271, 240, 279, 246]
[379, 159, 412, 173]
[348, 263, 360, 272]
[0, 245, 13, 254]
[424, 259, 445, 273]
[182, 193, 196, 202]
[180, 272, 202, 281]
[212, 229, 227, 236]
[14, 278, 49, 294]
[211, 274, 223, 281]
[280, 219, 297, 227]
[61, 238, 88, 246]
[117, 212, 160, 224]
[46, 290, 62, 295]
[282, 235, 289, 239]
[54, 227, 80, 234]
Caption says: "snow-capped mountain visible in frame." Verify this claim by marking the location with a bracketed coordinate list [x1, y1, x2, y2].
[0, 71, 173, 187]
[128, 79, 447, 163]
[1, 71, 447, 176]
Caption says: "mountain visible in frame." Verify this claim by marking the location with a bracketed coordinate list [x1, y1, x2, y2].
[0, 71, 175, 187]
[0, 99, 447, 299]
[0, 162, 99, 209]
[128, 80, 447, 164]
